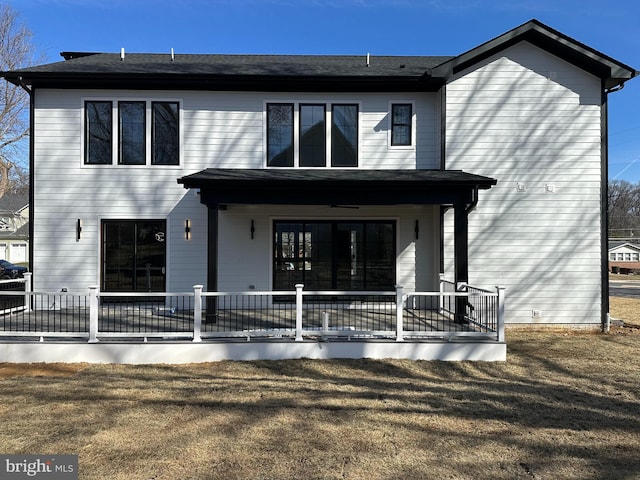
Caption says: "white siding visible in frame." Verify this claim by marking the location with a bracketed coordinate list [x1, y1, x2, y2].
[444, 42, 603, 325]
[32, 90, 439, 292]
[216, 205, 439, 293]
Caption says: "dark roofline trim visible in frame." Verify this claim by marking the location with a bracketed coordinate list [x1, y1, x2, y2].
[10, 72, 445, 93]
[433, 19, 637, 90]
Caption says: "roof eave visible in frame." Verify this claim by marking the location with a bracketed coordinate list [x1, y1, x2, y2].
[432, 19, 637, 89]
[6, 72, 446, 92]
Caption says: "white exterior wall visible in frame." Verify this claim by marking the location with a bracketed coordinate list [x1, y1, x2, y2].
[32, 90, 439, 292]
[444, 42, 603, 326]
[216, 205, 439, 292]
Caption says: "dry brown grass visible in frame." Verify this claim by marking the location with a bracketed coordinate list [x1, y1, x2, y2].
[610, 296, 640, 328]
[0, 324, 639, 479]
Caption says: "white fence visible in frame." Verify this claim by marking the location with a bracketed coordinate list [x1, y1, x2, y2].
[0, 275, 505, 343]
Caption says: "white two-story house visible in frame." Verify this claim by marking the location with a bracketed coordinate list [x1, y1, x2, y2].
[1, 19, 636, 345]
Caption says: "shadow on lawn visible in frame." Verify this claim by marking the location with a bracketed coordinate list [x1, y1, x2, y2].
[1, 334, 638, 479]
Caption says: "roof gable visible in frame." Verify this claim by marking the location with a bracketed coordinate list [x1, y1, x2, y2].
[432, 19, 637, 90]
[609, 242, 640, 253]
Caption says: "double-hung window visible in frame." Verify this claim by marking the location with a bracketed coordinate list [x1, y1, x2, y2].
[266, 102, 358, 167]
[84, 100, 180, 166]
[390, 103, 413, 147]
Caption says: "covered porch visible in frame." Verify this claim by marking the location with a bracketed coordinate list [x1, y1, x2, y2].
[178, 168, 497, 322]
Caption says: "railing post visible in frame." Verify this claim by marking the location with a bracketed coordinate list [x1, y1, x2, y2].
[23, 272, 32, 312]
[496, 286, 506, 343]
[295, 284, 304, 341]
[88, 286, 99, 343]
[439, 273, 445, 314]
[395, 284, 404, 342]
[193, 285, 203, 342]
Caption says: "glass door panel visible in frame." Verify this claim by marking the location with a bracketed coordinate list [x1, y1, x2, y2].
[102, 220, 166, 293]
[273, 221, 395, 292]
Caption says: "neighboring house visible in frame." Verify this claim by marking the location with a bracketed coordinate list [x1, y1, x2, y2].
[0, 192, 29, 265]
[1, 19, 637, 334]
[609, 241, 640, 274]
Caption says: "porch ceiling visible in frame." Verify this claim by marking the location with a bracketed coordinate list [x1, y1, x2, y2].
[177, 168, 497, 208]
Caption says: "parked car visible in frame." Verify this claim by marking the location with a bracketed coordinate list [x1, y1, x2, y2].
[0, 260, 28, 279]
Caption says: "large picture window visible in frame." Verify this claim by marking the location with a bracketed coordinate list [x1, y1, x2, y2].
[85, 101, 113, 165]
[266, 102, 359, 168]
[84, 99, 180, 166]
[273, 220, 395, 291]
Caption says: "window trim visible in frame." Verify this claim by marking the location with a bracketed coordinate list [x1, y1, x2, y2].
[82, 98, 182, 167]
[388, 101, 416, 150]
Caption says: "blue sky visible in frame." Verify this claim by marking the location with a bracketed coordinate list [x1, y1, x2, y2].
[8, 0, 640, 182]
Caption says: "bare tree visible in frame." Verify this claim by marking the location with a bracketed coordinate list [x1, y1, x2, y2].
[0, 3, 40, 197]
[609, 179, 640, 238]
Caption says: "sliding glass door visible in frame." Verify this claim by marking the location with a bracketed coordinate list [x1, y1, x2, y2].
[102, 220, 166, 293]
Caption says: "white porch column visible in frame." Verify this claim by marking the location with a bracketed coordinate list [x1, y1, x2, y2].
[88, 286, 99, 343]
[193, 285, 203, 342]
[23, 272, 32, 312]
[395, 284, 404, 342]
[496, 286, 506, 343]
[295, 284, 304, 342]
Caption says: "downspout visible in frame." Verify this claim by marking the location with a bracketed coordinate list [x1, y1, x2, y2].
[601, 81, 612, 332]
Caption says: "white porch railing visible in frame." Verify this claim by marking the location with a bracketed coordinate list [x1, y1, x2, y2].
[0, 275, 505, 343]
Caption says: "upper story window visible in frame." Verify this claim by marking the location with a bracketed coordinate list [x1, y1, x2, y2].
[152, 102, 180, 165]
[331, 104, 358, 167]
[267, 103, 294, 167]
[390, 103, 412, 146]
[266, 102, 359, 168]
[119, 101, 146, 165]
[300, 104, 326, 167]
[84, 99, 180, 166]
[85, 101, 113, 165]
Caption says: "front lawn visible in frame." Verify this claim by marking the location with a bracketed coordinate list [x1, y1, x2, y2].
[0, 314, 639, 479]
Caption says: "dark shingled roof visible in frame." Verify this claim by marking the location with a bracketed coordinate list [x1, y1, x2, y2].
[1, 19, 635, 91]
[17, 53, 452, 77]
[179, 168, 495, 187]
[178, 169, 497, 207]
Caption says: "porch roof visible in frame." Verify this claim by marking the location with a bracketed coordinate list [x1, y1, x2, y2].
[177, 168, 497, 207]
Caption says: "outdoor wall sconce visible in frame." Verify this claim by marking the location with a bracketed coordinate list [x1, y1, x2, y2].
[185, 219, 191, 240]
[250, 219, 255, 239]
[415, 220, 419, 240]
[76, 219, 82, 241]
